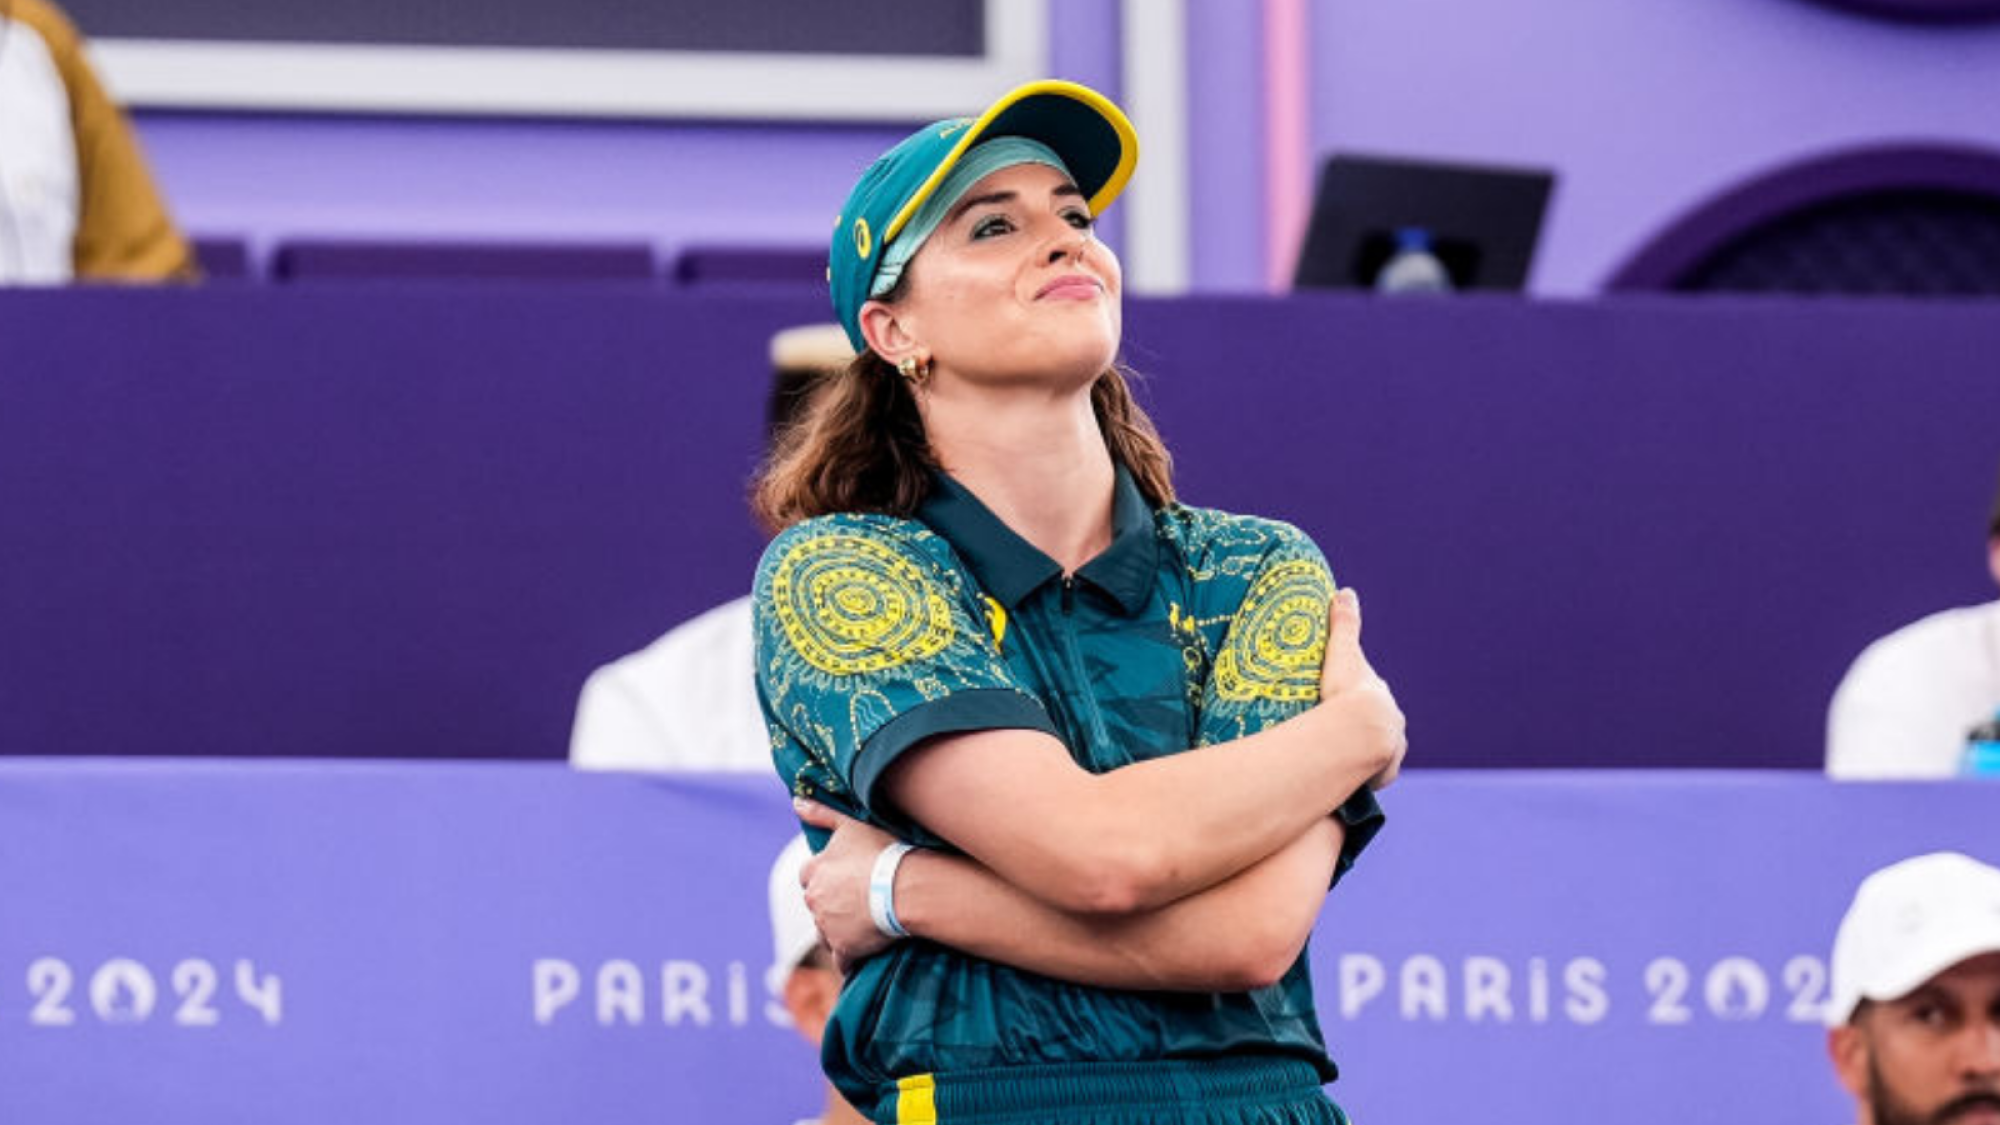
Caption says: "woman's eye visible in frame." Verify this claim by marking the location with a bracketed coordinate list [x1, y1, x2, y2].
[971, 215, 1015, 239]
[1063, 209, 1095, 230]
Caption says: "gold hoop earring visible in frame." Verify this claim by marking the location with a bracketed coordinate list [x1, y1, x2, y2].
[897, 355, 932, 387]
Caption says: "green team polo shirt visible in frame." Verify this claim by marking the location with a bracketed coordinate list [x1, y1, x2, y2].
[753, 467, 1385, 1117]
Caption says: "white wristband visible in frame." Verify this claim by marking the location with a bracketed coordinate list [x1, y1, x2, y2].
[868, 842, 917, 940]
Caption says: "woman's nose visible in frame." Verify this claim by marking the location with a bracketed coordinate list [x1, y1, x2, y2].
[1045, 225, 1090, 265]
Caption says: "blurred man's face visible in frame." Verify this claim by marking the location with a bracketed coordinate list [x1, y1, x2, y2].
[1836, 953, 2000, 1125]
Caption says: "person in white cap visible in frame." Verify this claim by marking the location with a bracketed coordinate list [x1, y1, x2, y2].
[1826, 852, 2000, 1125]
[768, 835, 867, 1125]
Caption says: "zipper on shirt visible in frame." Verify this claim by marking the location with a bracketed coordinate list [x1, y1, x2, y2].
[1061, 574, 1076, 614]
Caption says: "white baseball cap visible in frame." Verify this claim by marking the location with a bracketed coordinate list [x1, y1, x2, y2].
[767, 835, 824, 996]
[1826, 851, 2000, 1027]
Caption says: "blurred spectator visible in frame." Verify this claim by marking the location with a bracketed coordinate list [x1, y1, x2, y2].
[767, 836, 866, 1125]
[0, 0, 193, 282]
[568, 323, 851, 772]
[1825, 852, 2000, 1125]
[1828, 467, 2000, 779]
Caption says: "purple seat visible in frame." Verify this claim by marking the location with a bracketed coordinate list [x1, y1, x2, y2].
[191, 236, 253, 281]
[272, 238, 658, 283]
[672, 244, 825, 287]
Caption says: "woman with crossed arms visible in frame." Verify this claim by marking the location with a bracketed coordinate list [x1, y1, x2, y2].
[751, 79, 1405, 1125]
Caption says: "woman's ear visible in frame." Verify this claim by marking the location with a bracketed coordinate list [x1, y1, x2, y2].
[859, 299, 919, 366]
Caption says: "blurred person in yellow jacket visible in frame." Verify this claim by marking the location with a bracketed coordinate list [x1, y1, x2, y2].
[0, 0, 193, 282]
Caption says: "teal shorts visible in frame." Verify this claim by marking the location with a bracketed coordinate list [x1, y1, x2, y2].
[879, 1056, 1349, 1125]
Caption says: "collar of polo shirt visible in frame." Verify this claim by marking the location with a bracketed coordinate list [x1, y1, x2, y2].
[918, 467, 1158, 613]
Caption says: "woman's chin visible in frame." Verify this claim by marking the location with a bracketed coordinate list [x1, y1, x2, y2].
[956, 349, 1118, 394]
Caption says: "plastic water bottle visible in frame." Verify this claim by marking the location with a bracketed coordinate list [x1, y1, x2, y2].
[1963, 711, 2000, 778]
[1374, 227, 1455, 295]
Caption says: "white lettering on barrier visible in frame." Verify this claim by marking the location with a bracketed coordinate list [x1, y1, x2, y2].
[22, 958, 283, 1027]
[598, 960, 644, 1025]
[1464, 956, 1511, 1022]
[1566, 958, 1610, 1024]
[661, 961, 710, 1026]
[235, 961, 282, 1025]
[1645, 957, 1693, 1024]
[1782, 955, 1828, 1022]
[1324, 953, 1808, 1026]
[518, 952, 1823, 1032]
[1337, 954, 1384, 1018]
[766, 987, 791, 1029]
[1525, 957, 1549, 1022]
[28, 958, 76, 1026]
[529, 958, 801, 1030]
[532, 959, 580, 1024]
[92, 958, 156, 1023]
[173, 959, 220, 1026]
[1399, 955, 1447, 1020]
[1704, 956, 1768, 1021]
[727, 961, 749, 1026]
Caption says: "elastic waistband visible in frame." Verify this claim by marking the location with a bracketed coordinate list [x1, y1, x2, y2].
[891, 1055, 1327, 1123]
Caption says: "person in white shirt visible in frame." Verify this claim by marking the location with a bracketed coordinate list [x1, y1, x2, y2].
[569, 594, 766, 772]
[1828, 471, 2000, 779]
[1824, 853, 2000, 1125]
[569, 323, 850, 772]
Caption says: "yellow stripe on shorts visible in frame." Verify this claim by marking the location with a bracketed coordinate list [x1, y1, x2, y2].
[895, 1073, 937, 1124]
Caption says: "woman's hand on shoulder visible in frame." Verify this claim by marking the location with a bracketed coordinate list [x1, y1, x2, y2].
[793, 799, 902, 971]
[1318, 587, 1406, 790]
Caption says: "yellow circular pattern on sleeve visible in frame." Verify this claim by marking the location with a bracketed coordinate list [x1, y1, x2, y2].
[771, 533, 956, 676]
[1214, 558, 1329, 703]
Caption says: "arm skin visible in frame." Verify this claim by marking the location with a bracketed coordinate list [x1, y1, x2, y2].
[877, 590, 1402, 916]
[798, 798, 1342, 992]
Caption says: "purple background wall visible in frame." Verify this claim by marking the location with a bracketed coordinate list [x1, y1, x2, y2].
[5, 288, 1996, 768]
[1308, 0, 2000, 295]
[120, 0, 2000, 293]
[127, 0, 1128, 277]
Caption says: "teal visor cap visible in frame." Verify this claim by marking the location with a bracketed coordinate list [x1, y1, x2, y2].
[828, 79, 1139, 352]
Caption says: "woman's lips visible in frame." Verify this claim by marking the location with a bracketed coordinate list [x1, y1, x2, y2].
[1036, 275, 1103, 300]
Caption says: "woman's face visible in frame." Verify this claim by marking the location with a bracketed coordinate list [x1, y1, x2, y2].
[882, 161, 1123, 392]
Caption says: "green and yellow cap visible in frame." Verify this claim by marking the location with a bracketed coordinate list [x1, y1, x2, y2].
[828, 79, 1139, 352]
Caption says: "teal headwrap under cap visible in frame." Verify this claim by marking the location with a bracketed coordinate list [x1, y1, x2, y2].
[868, 137, 1073, 299]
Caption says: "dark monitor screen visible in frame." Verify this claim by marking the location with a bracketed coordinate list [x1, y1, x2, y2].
[1292, 154, 1556, 292]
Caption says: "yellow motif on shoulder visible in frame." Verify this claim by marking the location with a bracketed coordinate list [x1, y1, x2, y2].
[1213, 559, 1330, 703]
[772, 532, 955, 676]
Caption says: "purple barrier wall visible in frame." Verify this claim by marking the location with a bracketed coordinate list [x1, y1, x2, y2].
[2, 761, 1995, 1124]
[3, 289, 1996, 768]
